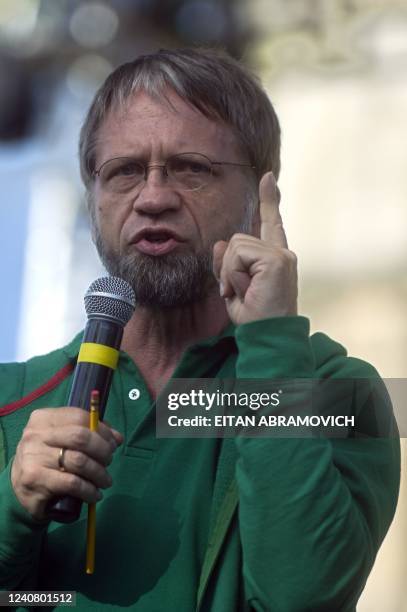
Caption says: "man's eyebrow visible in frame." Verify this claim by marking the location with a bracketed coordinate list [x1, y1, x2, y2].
[99, 145, 219, 160]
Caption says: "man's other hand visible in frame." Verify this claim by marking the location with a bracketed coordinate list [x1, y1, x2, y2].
[10, 407, 123, 521]
[213, 171, 298, 325]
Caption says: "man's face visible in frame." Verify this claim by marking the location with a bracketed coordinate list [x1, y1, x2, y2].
[91, 89, 257, 308]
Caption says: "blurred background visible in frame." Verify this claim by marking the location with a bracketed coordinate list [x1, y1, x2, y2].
[0, 0, 405, 609]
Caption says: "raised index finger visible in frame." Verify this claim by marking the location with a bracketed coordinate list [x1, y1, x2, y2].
[259, 171, 288, 248]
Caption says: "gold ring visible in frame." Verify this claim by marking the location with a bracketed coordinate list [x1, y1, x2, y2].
[58, 447, 66, 472]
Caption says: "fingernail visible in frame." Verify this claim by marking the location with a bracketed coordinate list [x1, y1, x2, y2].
[219, 281, 225, 297]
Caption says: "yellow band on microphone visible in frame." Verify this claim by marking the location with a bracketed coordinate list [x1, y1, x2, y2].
[77, 343, 119, 370]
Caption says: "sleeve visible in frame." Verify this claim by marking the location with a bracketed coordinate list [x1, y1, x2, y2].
[233, 316, 401, 611]
[0, 459, 49, 590]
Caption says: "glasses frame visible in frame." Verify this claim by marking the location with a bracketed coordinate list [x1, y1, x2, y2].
[93, 152, 256, 192]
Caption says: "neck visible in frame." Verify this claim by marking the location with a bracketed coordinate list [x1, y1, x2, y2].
[120, 289, 230, 395]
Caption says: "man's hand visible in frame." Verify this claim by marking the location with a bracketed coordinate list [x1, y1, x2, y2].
[213, 172, 298, 325]
[11, 407, 123, 521]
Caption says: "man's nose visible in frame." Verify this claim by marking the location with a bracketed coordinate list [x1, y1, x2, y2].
[132, 167, 181, 215]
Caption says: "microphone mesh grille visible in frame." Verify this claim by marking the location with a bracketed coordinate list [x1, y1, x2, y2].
[84, 277, 135, 326]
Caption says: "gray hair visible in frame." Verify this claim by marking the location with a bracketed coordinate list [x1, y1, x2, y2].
[79, 47, 281, 195]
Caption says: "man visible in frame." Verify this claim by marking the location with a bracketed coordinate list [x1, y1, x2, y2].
[0, 48, 400, 611]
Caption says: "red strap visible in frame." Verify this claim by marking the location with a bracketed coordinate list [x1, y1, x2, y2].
[0, 362, 74, 417]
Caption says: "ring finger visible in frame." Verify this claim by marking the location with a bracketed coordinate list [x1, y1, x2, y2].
[54, 446, 112, 489]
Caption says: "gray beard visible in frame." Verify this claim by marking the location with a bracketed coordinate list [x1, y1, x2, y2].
[95, 238, 215, 308]
[91, 194, 256, 309]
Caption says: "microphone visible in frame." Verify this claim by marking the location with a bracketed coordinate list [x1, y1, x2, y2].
[46, 276, 136, 523]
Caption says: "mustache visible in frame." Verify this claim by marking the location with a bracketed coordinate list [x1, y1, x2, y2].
[93, 232, 216, 308]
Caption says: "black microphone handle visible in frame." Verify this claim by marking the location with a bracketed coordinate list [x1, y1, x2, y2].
[45, 318, 123, 523]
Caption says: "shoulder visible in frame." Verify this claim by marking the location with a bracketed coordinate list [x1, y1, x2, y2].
[310, 331, 398, 440]
[0, 333, 83, 415]
[310, 331, 380, 379]
[0, 334, 83, 465]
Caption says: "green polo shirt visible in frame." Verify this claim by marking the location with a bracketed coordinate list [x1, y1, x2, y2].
[0, 317, 400, 611]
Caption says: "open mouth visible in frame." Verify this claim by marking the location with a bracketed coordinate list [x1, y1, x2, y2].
[145, 234, 171, 243]
[134, 229, 183, 256]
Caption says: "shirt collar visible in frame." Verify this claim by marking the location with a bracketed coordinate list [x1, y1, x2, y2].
[62, 321, 237, 363]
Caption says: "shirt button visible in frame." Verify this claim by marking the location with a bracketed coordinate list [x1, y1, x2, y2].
[128, 388, 141, 400]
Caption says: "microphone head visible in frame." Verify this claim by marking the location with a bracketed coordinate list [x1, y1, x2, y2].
[84, 276, 136, 326]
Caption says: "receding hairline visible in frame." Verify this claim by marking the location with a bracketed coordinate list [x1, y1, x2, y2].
[91, 85, 253, 173]
[79, 47, 281, 190]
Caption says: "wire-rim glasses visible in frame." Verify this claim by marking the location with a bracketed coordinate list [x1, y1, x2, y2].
[93, 152, 256, 193]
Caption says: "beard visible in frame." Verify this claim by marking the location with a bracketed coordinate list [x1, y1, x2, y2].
[95, 238, 215, 308]
[91, 194, 257, 310]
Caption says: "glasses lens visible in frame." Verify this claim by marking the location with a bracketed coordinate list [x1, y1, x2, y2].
[167, 153, 212, 191]
[99, 158, 145, 193]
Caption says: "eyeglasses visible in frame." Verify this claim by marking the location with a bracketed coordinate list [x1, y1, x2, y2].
[93, 152, 256, 193]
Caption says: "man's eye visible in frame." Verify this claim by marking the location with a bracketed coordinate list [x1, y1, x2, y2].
[102, 160, 144, 183]
[116, 162, 143, 177]
[190, 162, 209, 174]
[171, 159, 211, 175]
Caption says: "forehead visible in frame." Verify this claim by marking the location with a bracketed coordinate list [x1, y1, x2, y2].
[95, 89, 244, 161]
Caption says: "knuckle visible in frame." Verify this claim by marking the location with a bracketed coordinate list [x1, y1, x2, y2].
[70, 450, 88, 470]
[69, 426, 90, 449]
[272, 253, 286, 269]
[65, 472, 82, 495]
[20, 427, 36, 446]
[227, 241, 239, 257]
[27, 409, 42, 425]
[287, 250, 297, 263]
[273, 249, 295, 267]
[21, 464, 41, 486]
[71, 407, 90, 424]
[17, 427, 31, 453]
[229, 233, 241, 247]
